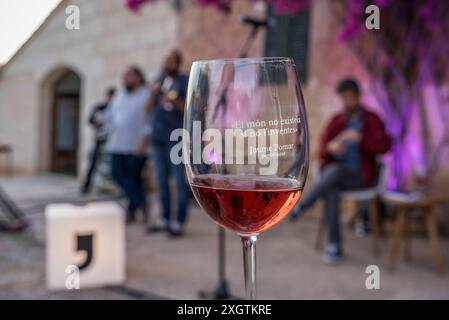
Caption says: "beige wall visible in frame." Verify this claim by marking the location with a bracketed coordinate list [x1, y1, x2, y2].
[178, 0, 376, 161]
[0, 0, 177, 175]
[177, 1, 266, 67]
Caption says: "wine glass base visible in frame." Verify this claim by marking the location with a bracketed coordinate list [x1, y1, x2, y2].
[197, 280, 241, 300]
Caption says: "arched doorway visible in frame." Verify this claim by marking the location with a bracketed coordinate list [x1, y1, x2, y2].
[50, 71, 81, 175]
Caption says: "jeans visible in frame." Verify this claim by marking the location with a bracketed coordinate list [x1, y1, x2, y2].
[152, 141, 189, 225]
[301, 163, 363, 249]
[111, 154, 147, 218]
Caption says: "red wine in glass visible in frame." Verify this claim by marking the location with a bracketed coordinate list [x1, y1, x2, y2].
[191, 174, 303, 234]
[185, 57, 309, 300]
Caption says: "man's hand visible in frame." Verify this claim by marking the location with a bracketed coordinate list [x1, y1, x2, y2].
[338, 128, 361, 143]
[137, 137, 148, 156]
[327, 139, 346, 156]
[151, 82, 162, 95]
[160, 95, 173, 105]
[145, 82, 162, 113]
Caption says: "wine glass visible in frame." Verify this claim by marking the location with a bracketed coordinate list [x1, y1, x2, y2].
[183, 57, 309, 300]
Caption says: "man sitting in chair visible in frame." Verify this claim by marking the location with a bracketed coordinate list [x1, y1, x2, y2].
[291, 78, 391, 264]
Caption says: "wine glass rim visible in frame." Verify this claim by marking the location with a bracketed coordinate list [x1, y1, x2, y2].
[193, 57, 293, 64]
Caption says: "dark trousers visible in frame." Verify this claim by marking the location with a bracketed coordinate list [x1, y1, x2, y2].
[301, 163, 363, 248]
[152, 142, 189, 224]
[111, 154, 147, 218]
[82, 139, 105, 193]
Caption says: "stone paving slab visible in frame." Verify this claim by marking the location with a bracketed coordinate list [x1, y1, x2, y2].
[1, 175, 449, 300]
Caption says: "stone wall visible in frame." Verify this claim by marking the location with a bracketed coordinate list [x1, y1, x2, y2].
[0, 0, 177, 175]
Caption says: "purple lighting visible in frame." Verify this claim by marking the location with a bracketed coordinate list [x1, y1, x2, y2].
[125, 0, 449, 191]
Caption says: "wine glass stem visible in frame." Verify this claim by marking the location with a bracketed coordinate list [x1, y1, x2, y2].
[240, 234, 258, 300]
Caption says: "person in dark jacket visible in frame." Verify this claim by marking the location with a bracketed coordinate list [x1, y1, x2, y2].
[291, 78, 391, 264]
[81, 87, 115, 194]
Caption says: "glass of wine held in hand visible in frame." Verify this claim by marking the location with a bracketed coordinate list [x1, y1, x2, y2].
[182, 58, 309, 299]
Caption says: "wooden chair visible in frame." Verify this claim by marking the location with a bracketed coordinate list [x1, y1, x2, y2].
[314, 161, 387, 256]
[382, 193, 447, 275]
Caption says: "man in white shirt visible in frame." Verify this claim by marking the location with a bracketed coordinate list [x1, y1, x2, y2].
[106, 66, 150, 223]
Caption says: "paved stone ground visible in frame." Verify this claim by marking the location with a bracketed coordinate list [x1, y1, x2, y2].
[1, 175, 449, 300]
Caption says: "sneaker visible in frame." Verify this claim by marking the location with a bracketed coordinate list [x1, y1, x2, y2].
[322, 243, 342, 265]
[147, 219, 168, 233]
[168, 221, 185, 237]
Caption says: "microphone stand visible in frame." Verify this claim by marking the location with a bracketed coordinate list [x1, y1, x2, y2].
[198, 23, 262, 300]
[239, 26, 259, 59]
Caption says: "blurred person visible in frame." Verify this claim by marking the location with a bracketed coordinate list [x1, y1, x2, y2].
[290, 78, 391, 264]
[145, 50, 189, 237]
[106, 66, 149, 223]
[80, 87, 116, 195]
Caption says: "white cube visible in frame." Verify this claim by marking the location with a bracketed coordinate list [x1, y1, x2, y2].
[46, 202, 125, 290]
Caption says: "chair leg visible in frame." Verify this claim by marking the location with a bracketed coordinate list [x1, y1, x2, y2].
[403, 213, 412, 262]
[315, 215, 326, 251]
[425, 208, 445, 274]
[368, 199, 381, 256]
[347, 200, 358, 228]
[387, 208, 407, 271]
